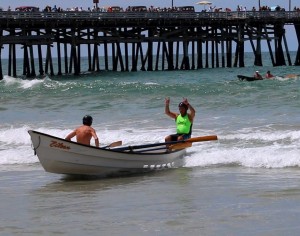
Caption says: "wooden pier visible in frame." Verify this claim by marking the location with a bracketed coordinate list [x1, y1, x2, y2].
[0, 10, 300, 79]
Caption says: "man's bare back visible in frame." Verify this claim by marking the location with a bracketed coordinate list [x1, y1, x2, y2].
[65, 115, 99, 147]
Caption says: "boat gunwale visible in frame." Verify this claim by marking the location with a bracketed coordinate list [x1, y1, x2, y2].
[28, 130, 185, 156]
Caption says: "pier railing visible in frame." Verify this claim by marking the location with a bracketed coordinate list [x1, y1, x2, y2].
[0, 11, 299, 22]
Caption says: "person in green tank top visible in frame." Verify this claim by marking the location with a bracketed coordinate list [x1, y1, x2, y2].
[164, 97, 196, 142]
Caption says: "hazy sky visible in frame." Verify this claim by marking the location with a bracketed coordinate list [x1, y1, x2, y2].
[0, 0, 298, 51]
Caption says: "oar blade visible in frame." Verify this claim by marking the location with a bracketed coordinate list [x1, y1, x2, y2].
[107, 140, 122, 148]
[169, 142, 192, 150]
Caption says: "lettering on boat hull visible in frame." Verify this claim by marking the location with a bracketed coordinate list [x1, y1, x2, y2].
[50, 140, 70, 150]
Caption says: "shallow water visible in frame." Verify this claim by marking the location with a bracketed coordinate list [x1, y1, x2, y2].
[1, 165, 300, 235]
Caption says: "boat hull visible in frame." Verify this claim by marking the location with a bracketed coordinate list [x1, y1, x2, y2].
[28, 130, 186, 177]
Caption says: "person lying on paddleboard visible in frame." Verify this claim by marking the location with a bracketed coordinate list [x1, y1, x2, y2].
[254, 71, 263, 80]
[265, 70, 274, 79]
[165, 97, 196, 142]
[65, 115, 99, 147]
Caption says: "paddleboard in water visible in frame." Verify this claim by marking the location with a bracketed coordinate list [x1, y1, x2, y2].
[237, 75, 263, 81]
[284, 74, 299, 79]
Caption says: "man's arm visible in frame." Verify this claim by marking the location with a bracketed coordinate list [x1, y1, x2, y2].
[65, 130, 76, 141]
[94, 138, 99, 147]
[91, 129, 99, 147]
[165, 97, 177, 119]
[183, 98, 195, 122]
[187, 103, 196, 122]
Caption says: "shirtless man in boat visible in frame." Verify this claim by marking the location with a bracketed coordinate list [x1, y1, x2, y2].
[65, 115, 99, 147]
[165, 97, 196, 142]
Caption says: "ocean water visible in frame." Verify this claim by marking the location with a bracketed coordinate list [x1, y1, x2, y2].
[0, 54, 300, 235]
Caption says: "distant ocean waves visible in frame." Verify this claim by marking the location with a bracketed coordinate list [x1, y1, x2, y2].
[0, 123, 299, 169]
[0, 60, 299, 170]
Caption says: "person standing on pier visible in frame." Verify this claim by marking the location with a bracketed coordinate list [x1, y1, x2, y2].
[65, 115, 99, 147]
[164, 98, 195, 142]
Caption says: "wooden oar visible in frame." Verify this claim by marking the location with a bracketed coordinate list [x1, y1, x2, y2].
[186, 135, 218, 142]
[113, 135, 218, 152]
[169, 135, 218, 150]
[103, 140, 122, 149]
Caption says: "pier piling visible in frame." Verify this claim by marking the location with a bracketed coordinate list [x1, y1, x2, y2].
[0, 10, 299, 79]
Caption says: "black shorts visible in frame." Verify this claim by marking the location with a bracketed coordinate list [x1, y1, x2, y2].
[170, 134, 191, 141]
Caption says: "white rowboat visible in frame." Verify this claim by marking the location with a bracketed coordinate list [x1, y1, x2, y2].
[28, 130, 187, 177]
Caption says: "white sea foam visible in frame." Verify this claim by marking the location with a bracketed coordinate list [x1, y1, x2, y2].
[275, 75, 300, 81]
[0, 125, 299, 168]
[186, 127, 300, 168]
[1, 75, 81, 91]
[2, 75, 45, 89]
[186, 143, 300, 169]
[144, 82, 159, 85]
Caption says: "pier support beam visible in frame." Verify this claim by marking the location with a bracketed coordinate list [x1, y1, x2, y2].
[0, 43, 2, 80]
[294, 24, 300, 65]
[274, 24, 286, 66]
[254, 25, 263, 66]
[226, 27, 232, 68]
[234, 24, 245, 67]
[181, 40, 190, 70]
